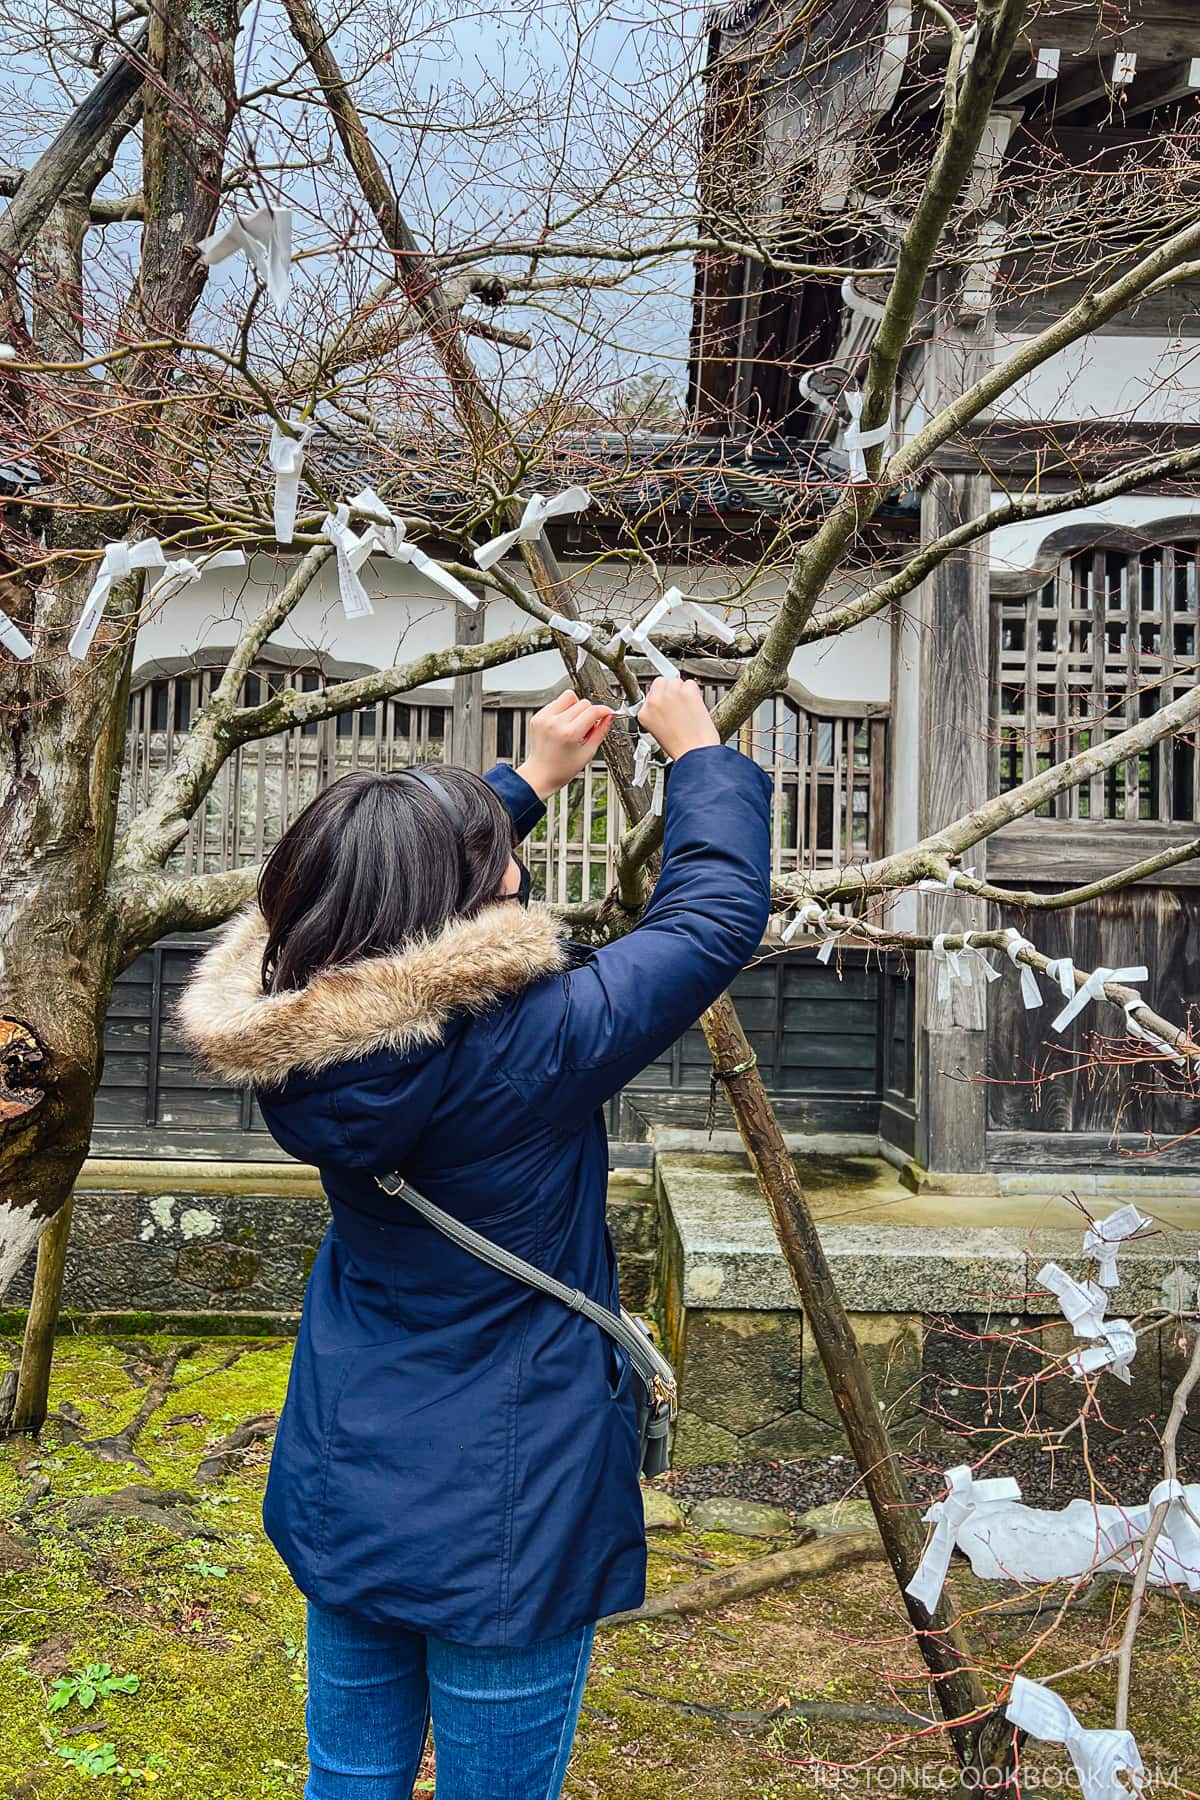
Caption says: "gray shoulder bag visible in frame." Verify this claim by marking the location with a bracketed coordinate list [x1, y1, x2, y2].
[374, 1172, 676, 1477]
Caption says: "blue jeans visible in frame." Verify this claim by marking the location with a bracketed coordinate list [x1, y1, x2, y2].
[304, 1600, 596, 1798]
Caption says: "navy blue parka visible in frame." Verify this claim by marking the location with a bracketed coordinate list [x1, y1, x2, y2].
[178, 745, 771, 1645]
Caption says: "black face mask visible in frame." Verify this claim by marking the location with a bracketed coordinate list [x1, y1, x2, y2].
[497, 856, 531, 907]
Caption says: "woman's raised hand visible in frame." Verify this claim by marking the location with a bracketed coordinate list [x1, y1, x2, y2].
[637, 677, 720, 762]
[517, 691, 615, 799]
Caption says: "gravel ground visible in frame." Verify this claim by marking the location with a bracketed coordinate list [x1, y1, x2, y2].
[658, 1422, 1200, 1519]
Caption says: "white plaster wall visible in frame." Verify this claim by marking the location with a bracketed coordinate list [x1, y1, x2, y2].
[133, 554, 893, 707]
[988, 494, 1200, 577]
[991, 332, 1200, 425]
[888, 607, 920, 860]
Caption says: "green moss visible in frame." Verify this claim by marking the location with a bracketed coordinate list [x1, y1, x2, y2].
[5, 1337, 1200, 1798]
[0, 1335, 307, 1797]
[0, 1312, 299, 1339]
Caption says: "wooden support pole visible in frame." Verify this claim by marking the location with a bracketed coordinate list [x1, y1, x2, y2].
[701, 999, 1011, 1777]
[10, 1193, 72, 1433]
[452, 600, 485, 772]
[917, 319, 994, 1176]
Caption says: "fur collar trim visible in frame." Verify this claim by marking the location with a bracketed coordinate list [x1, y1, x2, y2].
[175, 901, 568, 1087]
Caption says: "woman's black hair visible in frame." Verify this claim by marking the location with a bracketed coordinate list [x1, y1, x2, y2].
[257, 765, 515, 993]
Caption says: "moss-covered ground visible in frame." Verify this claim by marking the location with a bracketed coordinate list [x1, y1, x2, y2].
[1, 1334, 1197, 1797]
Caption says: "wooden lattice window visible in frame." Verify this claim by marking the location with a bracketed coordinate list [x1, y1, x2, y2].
[125, 662, 888, 895]
[995, 539, 1200, 822]
[487, 681, 886, 903]
[745, 695, 884, 872]
[122, 660, 450, 875]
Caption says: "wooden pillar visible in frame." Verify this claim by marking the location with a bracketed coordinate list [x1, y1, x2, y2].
[452, 598, 484, 772]
[916, 326, 993, 1175]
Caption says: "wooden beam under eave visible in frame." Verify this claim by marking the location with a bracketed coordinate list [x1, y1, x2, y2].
[930, 418, 1200, 479]
[930, 15, 1199, 63]
[1118, 54, 1200, 120]
[1037, 51, 1138, 119]
[997, 275, 1200, 335]
[995, 46, 1061, 107]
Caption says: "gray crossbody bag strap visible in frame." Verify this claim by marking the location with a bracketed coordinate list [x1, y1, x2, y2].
[374, 1171, 677, 1411]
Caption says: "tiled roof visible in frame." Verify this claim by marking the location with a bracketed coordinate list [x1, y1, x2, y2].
[307, 430, 919, 527]
[0, 428, 918, 530]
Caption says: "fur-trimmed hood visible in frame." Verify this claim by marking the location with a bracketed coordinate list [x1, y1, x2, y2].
[175, 901, 569, 1088]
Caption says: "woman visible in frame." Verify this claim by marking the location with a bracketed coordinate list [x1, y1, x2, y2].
[178, 676, 771, 1799]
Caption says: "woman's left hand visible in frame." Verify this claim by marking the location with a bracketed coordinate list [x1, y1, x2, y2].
[517, 691, 615, 799]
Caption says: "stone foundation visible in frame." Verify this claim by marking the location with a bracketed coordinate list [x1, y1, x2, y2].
[7, 1150, 1200, 1467]
[658, 1151, 1200, 1463]
[2, 1161, 658, 1328]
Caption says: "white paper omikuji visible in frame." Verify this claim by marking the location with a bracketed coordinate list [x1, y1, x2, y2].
[473, 486, 594, 570]
[918, 865, 976, 893]
[931, 933, 970, 1003]
[1051, 963, 1148, 1034]
[962, 1490, 1198, 1586]
[632, 734, 654, 788]
[1006, 1676, 1145, 1800]
[1122, 996, 1188, 1064]
[146, 548, 247, 605]
[842, 388, 890, 481]
[614, 604, 678, 681]
[1067, 1320, 1137, 1385]
[1044, 955, 1077, 1003]
[960, 932, 1001, 983]
[321, 508, 377, 620]
[545, 611, 592, 670]
[1036, 1261, 1109, 1339]
[781, 902, 828, 945]
[1084, 1204, 1152, 1288]
[268, 419, 311, 545]
[1148, 1479, 1200, 1590]
[69, 538, 168, 658]
[346, 489, 481, 609]
[911, 1465, 1200, 1595]
[905, 1464, 1022, 1611]
[0, 609, 33, 658]
[617, 589, 737, 679]
[651, 588, 738, 645]
[197, 204, 293, 309]
[1001, 928, 1043, 1008]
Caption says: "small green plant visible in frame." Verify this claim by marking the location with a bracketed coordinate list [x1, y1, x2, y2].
[184, 1542, 228, 1579]
[54, 1739, 119, 1775]
[40, 1729, 163, 1786]
[259, 1758, 303, 1793]
[47, 1662, 140, 1714]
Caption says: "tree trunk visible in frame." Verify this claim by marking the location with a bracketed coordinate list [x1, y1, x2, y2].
[0, 0, 239, 1417]
[0, 551, 133, 1357]
[0, 630, 121, 1306]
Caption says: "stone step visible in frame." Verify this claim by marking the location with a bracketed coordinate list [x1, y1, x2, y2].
[656, 1151, 1200, 1317]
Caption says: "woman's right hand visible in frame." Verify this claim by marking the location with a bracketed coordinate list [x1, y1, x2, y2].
[638, 677, 721, 761]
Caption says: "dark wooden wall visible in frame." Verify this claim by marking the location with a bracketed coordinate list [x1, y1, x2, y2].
[985, 884, 1200, 1168]
[92, 938, 916, 1162]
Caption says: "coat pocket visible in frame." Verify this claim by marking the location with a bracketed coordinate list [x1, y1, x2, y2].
[606, 1337, 632, 1400]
